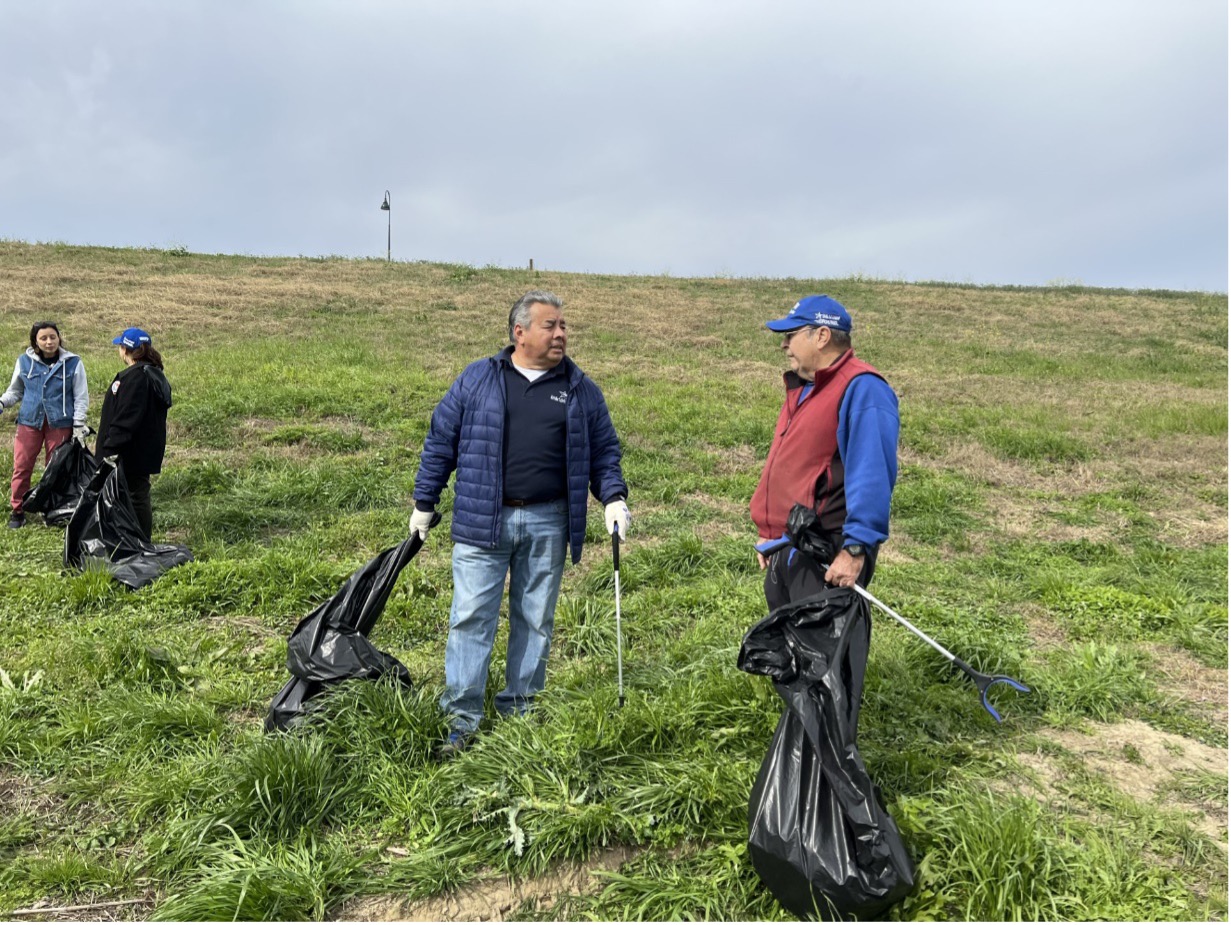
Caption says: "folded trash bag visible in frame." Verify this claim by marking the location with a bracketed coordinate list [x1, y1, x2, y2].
[64, 457, 193, 590]
[738, 586, 915, 919]
[22, 437, 98, 526]
[265, 535, 429, 733]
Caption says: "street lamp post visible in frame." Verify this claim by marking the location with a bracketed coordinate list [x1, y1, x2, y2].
[380, 191, 391, 261]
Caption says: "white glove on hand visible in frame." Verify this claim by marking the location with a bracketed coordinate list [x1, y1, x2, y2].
[73, 424, 89, 442]
[409, 508, 436, 540]
[604, 500, 631, 542]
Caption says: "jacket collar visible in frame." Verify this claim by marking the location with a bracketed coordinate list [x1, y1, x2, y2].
[494, 346, 582, 386]
[24, 347, 77, 370]
[118, 361, 173, 407]
[782, 348, 856, 393]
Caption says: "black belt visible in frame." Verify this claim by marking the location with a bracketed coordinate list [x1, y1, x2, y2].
[503, 497, 560, 507]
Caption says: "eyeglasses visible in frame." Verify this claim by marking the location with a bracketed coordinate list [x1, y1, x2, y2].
[782, 327, 815, 343]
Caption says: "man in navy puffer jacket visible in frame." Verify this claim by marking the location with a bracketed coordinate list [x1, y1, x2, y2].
[411, 290, 629, 757]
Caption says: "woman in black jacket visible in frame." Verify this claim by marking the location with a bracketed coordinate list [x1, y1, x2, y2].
[95, 328, 172, 540]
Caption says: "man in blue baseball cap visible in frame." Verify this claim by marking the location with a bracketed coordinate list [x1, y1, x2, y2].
[751, 294, 900, 605]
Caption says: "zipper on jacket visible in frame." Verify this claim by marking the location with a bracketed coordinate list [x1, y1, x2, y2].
[563, 385, 575, 559]
[493, 362, 507, 549]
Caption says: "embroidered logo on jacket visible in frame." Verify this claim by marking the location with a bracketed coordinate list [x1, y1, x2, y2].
[550, 390, 568, 404]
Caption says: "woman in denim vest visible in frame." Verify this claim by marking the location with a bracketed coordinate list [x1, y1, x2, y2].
[0, 321, 90, 528]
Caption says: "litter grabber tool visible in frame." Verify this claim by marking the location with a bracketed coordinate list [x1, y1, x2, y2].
[612, 526, 625, 708]
[756, 533, 1030, 723]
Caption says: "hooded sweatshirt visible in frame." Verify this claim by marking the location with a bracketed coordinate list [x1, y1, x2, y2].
[95, 361, 173, 476]
[0, 347, 89, 429]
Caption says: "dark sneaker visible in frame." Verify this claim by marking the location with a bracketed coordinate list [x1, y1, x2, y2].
[434, 730, 473, 761]
[7, 513, 24, 529]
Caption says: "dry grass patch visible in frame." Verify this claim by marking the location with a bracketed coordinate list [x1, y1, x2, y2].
[1146, 643, 1229, 729]
[1021, 604, 1069, 649]
[900, 429, 1226, 549]
[0, 772, 59, 822]
[4, 894, 157, 922]
[1014, 720, 1228, 844]
[704, 443, 760, 476]
[676, 491, 749, 523]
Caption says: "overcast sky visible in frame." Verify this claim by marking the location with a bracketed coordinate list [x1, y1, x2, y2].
[1, 1, 1226, 291]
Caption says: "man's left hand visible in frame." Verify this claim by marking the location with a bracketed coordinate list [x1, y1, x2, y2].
[825, 549, 864, 588]
[604, 500, 631, 541]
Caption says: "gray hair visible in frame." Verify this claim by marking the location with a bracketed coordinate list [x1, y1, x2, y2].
[508, 290, 563, 342]
[826, 328, 852, 351]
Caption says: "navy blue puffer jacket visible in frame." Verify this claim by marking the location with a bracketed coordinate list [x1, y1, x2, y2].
[413, 348, 627, 564]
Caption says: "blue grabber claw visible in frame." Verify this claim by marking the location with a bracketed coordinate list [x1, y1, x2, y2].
[954, 657, 1030, 723]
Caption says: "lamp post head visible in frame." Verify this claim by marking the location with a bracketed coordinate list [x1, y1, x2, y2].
[380, 191, 391, 211]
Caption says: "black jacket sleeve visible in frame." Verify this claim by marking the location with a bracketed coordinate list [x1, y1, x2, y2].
[97, 371, 152, 459]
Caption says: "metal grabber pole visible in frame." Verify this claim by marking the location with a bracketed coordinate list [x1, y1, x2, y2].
[756, 535, 1030, 722]
[612, 527, 625, 708]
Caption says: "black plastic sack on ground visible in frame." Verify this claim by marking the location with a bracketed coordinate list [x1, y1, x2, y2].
[64, 457, 193, 590]
[738, 586, 915, 919]
[22, 437, 98, 526]
[265, 533, 431, 733]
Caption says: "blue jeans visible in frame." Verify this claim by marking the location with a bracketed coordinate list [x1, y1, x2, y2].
[441, 499, 568, 733]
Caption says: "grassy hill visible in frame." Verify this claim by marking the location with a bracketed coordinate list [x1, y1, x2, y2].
[0, 240, 1225, 920]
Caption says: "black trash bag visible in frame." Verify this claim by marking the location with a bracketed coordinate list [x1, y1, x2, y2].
[21, 437, 98, 526]
[64, 457, 193, 590]
[738, 586, 915, 919]
[782, 501, 835, 565]
[265, 529, 435, 733]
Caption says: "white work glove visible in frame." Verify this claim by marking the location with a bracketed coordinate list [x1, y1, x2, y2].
[409, 507, 436, 540]
[604, 500, 631, 542]
[73, 424, 89, 442]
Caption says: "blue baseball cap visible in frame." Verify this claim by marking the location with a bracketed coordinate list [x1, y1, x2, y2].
[112, 328, 152, 348]
[765, 295, 852, 333]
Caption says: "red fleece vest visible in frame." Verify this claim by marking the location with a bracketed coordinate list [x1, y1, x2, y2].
[750, 350, 884, 540]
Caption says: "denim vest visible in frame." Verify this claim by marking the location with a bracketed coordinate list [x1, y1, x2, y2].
[15, 350, 82, 429]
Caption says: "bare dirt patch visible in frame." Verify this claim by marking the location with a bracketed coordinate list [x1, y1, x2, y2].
[334, 845, 637, 922]
[1015, 720, 1228, 843]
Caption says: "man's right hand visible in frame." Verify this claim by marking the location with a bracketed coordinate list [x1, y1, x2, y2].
[409, 508, 436, 540]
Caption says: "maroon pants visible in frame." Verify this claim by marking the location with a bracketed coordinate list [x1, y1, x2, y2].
[11, 422, 72, 512]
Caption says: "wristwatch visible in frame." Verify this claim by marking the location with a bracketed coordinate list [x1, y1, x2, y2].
[844, 543, 867, 558]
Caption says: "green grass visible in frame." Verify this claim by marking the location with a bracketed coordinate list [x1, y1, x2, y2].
[0, 242, 1224, 921]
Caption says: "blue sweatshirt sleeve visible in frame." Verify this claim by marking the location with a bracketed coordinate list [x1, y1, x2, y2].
[836, 374, 899, 548]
